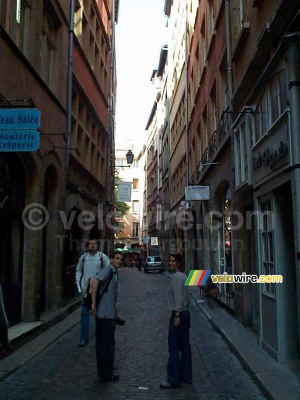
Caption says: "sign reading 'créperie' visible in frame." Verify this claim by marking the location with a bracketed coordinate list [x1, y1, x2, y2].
[0, 131, 39, 151]
[0, 108, 41, 152]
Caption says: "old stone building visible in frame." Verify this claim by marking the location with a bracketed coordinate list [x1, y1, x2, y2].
[145, 0, 300, 364]
[0, 0, 117, 324]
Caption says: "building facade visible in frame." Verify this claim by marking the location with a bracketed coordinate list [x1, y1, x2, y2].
[0, 0, 118, 324]
[145, 0, 300, 364]
[114, 147, 145, 257]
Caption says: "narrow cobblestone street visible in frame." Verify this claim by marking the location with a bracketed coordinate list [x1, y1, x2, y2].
[0, 269, 267, 400]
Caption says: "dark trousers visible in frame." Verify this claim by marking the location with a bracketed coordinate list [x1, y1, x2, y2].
[0, 308, 9, 350]
[95, 318, 116, 379]
[167, 310, 192, 386]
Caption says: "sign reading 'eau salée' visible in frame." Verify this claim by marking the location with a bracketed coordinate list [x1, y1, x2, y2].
[0, 108, 41, 152]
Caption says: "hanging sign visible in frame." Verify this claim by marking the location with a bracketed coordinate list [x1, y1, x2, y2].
[117, 181, 132, 202]
[0, 108, 41, 129]
[0, 130, 40, 152]
[150, 237, 158, 245]
[185, 185, 210, 200]
[0, 108, 41, 152]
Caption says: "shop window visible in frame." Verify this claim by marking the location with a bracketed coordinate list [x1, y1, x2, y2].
[223, 189, 232, 275]
[217, 187, 232, 297]
[260, 200, 275, 296]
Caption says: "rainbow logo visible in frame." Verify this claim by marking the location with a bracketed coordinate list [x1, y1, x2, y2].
[185, 270, 211, 286]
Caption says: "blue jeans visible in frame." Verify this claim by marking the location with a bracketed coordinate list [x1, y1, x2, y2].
[167, 310, 192, 386]
[80, 305, 90, 342]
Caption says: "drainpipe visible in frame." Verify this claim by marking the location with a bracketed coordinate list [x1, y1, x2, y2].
[65, 0, 75, 173]
[286, 33, 300, 308]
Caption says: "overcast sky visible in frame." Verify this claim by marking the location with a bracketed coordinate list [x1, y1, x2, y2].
[115, 0, 167, 153]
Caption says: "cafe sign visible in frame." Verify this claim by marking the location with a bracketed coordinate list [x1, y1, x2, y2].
[0, 108, 41, 152]
[253, 141, 288, 171]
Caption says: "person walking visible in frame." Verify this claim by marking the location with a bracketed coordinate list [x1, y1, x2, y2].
[75, 238, 110, 346]
[160, 253, 192, 389]
[0, 282, 11, 355]
[90, 251, 124, 383]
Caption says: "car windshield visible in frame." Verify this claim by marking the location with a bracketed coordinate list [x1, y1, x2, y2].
[148, 257, 161, 262]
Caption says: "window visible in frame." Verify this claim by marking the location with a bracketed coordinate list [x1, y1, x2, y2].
[41, 12, 55, 87]
[233, 107, 253, 188]
[132, 222, 139, 237]
[260, 201, 275, 296]
[133, 179, 139, 190]
[210, 84, 217, 133]
[253, 68, 288, 144]
[239, 0, 247, 25]
[132, 160, 139, 168]
[270, 70, 287, 124]
[132, 200, 139, 213]
[9, 0, 31, 56]
[209, 0, 215, 36]
[195, 42, 201, 85]
[201, 21, 206, 66]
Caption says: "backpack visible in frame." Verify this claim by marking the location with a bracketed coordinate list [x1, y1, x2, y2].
[80, 252, 111, 310]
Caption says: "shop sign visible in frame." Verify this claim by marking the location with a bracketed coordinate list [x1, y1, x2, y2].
[0, 130, 39, 152]
[0, 108, 40, 129]
[253, 141, 288, 171]
[0, 108, 41, 152]
[185, 185, 210, 200]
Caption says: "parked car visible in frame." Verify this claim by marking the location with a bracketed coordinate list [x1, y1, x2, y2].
[144, 256, 164, 273]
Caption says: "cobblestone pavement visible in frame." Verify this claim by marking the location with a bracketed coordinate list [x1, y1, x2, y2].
[0, 268, 267, 400]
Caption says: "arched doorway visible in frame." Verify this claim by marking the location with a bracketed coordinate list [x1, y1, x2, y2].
[216, 184, 232, 297]
[0, 155, 25, 324]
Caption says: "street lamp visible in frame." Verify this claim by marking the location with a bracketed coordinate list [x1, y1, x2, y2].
[110, 150, 134, 169]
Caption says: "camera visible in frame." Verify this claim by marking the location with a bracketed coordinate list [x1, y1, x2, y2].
[116, 317, 125, 326]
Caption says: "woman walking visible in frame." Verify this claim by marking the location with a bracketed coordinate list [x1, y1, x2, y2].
[160, 253, 192, 389]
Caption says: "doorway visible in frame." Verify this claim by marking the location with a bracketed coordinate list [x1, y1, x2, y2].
[0, 155, 25, 324]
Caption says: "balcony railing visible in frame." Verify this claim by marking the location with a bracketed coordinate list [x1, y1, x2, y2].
[196, 112, 229, 180]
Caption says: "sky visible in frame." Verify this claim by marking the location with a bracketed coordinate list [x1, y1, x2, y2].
[115, 0, 167, 153]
